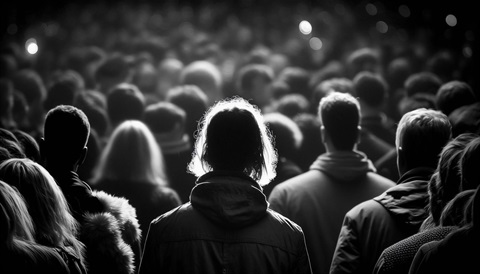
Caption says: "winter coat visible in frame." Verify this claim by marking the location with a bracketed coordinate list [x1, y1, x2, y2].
[330, 167, 434, 274]
[373, 226, 457, 274]
[408, 185, 480, 274]
[269, 151, 395, 274]
[139, 171, 312, 274]
[80, 190, 142, 274]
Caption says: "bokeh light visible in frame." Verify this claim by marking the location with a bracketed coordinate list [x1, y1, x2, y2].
[398, 5, 411, 18]
[445, 14, 457, 27]
[365, 3, 377, 16]
[25, 38, 38, 55]
[299, 20, 312, 35]
[309, 37, 323, 50]
[376, 21, 388, 34]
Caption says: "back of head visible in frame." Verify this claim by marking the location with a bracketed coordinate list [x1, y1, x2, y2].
[107, 83, 145, 128]
[404, 71, 442, 97]
[44, 70, 85, 112]
[318, 91, 360, 151]
[179, 60, 222, 106]
[94, 53, 133, 93]
[396, 108, 451, 170]
[353, 71, 388, 109]
[276, 66, 311, 99]
[440, 189, 476, 227]
[0, 78, 14, 117]
[386, 57, 413, 91]
[311, 77, 354, 114]
[271, 93, 310, 119]
[236, 64, 274, 93]
[264, 112, 303, 160]
[10, 69, 46, 105]
[11, 130, 40, 163]
[93, 120, 164, 184]
[43, 105, 90, 168]
[144, 101, 186, 134]
[429, 133, 478, 224]
[165, 85, 209, 139]
[74, 90, 108, 137]
[397, 92, 437, 118]
[435, 80, 476, 116]
[346, 47, 380, 79]
[188, 97, 277, 186]
[448, 102, 480, 138]
[0, 158, 75, 247]
[460, 136, 480, 191]
[0, 128, 25, 160]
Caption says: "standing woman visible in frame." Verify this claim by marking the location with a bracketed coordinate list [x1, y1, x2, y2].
[0, 158, 87, 274]
[139, 97, 312, 274]
[91, 120, 181, 246]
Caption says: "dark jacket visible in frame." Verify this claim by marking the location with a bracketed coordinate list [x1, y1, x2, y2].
[330, 167, 434, 274]
[139, 171, 312, 274]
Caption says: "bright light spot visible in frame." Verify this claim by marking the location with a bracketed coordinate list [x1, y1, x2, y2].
[299, 20, 312, 35]
[7, 24, 18, 35]
[446, 14, 457, 27]
[398, 5, 411, 18]
[309, 37, 323, 50]
[376, 21, 388, 34]
[365, 3, 377, 16]
[25, 38, 38, 55]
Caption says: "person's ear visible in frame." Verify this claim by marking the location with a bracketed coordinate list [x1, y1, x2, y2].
[355, 126, 362, 145]
[320, 126, 327, 144]
[39, 138, 47, 162]
[78, 146, 88, 167]
[397, 146, 406, 175]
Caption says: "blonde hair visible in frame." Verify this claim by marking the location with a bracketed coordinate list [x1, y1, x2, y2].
[0, 158, 84, 258]
[92, 120, 167, 186]
[188, 97, 277, 186]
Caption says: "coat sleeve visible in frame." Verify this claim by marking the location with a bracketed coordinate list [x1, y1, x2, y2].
[408, 241, 440, 274]
[268, 184, 289, 217]
[293, 231, 313, 274]
[329, 212, 361, 274]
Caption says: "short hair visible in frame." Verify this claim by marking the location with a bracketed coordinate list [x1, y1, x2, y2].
[74, 90, 109, 137]
[43, 105, 90, 164]
[179, 61, 222, 106]
[435, 80, 476, 116]
[318, 91, 360, 150]
[188, 97, 277, 186]
[92, 120, 166, 185]
[165, 85, 209, 139]
[272, 93, 310, 119]
[428, 133, 477, 225]
[264, 112, 303, 159]
[235, 64, 274, 97]
[396, 108, 451, 169]
[107, 83, 145, 127]
[404, 71, 442, 97]
[44, 70, 84, 112]
[276, 67, 311, 99]
[398, 93, 437, 117]
[94, 54, 132, 87]
[10, 69, 46, 104]
[345, 47, 379, 78]
[459, 136, 480, 191]
[0, 158, 81, 253]
[144, 101, 186, 134]
[353, 71, 388, 108]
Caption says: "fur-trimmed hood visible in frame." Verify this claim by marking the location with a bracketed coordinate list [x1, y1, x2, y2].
[80, 191, 141, 274]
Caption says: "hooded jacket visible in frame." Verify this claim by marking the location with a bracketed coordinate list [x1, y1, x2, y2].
[139, 171, 312, 274]
[268, 151, 395, 274]
[330, 167, 434, 274]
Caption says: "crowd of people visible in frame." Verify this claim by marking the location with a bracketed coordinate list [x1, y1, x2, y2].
[1, 1, 480, 273]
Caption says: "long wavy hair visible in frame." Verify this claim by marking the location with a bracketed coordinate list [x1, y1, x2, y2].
[91, 120, 167, 186]
[188, 96, 277, 186]
[0, 158, 84, 259]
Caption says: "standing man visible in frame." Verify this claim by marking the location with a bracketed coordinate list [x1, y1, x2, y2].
[268, 91, 395, 274]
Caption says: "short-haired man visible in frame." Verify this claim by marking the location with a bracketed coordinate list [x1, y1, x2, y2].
[329, 108, 452, 274]
[268, 92, 396, 274]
